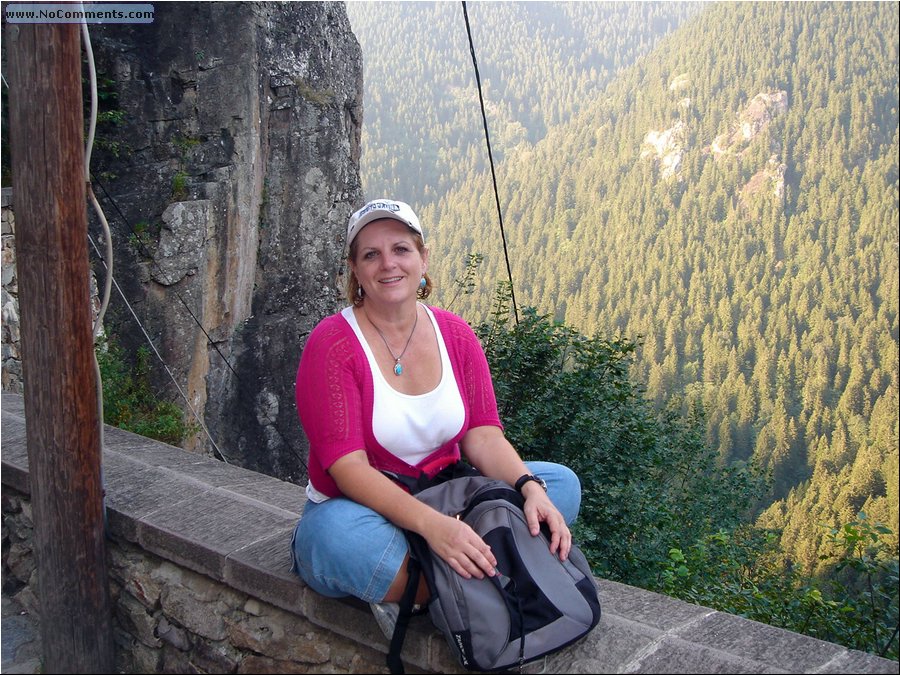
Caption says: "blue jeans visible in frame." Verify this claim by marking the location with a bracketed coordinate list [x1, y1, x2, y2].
[290, 461, 581, 603]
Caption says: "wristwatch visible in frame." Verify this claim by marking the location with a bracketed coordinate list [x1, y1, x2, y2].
[514, 473, 547, 493]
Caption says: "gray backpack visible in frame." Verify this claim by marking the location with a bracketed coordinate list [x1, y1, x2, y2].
[386, 464, 601, 673]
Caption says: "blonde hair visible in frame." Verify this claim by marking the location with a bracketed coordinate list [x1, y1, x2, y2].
[345, 232, 433, 306]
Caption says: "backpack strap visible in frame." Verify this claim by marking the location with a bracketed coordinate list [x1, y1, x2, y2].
[490, 571, 527, 671]
[381, 462, 488, 673]
[386, 554, 421, 675]
[382, 460, 482, 495]
[386, 533, 440, 674]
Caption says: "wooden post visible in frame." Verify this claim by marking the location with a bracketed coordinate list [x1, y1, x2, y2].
[5, 21, 114, 674]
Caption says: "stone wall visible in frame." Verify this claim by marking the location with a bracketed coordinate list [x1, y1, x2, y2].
[2, 391, 896, 675]
[3, 490, 387, 674]
[0, 190, 106, 400]
[0, 189, 21, 395]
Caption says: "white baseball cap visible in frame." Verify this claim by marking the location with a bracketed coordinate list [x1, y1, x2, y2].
[346, 199, 424, 250]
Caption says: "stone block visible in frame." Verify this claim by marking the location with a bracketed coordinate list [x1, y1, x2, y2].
[238, 654, 313, 674]
[113, 626, 164, 674]
[627, 636, 780, 673]
[597, 578, 713, 630]
[680, 611, 846, 670]
[551, 613, 666, 674]
[817, 650, 900, 674]
[158, 577, 232, 641]
[136, 487, 297, 581]
[156, 616, 191, 651]
[115, 589, 162, 649]
[330, 639, 397, 674]
[223, 527, 305, 615]
[216, 473, 306, 514]
[108, 541, 165, 609]
[226, 608, 328, 664]
[1, 392, 25, 415]
[190, 637, 242, 674]
[424, 628, 467, 673]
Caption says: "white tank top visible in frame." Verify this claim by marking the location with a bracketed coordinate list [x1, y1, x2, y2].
[344, 304, 465, 464]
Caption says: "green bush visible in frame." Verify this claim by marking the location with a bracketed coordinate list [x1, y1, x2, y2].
[476, 289, 766, 587]
[659, 515, 898, 660]
[95, 336, 191, 446]
[476, 289, 897, 661]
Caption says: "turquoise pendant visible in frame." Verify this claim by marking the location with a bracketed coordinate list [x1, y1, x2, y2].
[393, 362, 403, 376]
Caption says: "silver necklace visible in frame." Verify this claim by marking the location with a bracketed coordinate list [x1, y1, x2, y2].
[366, 307, 419, 376]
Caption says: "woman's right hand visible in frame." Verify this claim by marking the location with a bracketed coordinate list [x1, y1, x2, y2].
[424, 512, 498, 580]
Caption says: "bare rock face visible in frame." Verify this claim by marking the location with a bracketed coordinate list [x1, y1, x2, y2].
[89, 2, 363, 481]
[710, 90, 788, 156]
[641, 122, 687, 181]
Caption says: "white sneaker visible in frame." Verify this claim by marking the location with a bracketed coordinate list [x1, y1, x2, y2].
[370, 601, 426, 640]
[370, 601, 399, 640]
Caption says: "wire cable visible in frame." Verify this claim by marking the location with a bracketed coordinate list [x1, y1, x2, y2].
[81, 13, 115, 532]
[461, 0, 519, 325]
[81, 21, 230, 464]
[86, 233, 232, 463]
[82, 20, 111, 472]
[91, 177, 242, 380]
[82, 24, 113, 339]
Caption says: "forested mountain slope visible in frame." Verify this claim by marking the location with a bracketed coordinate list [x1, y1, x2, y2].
[348, 2, 899, 575]
[346, 1, 701, 209]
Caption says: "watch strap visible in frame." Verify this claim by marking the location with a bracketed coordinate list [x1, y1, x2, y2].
[514, 473, 546, 492]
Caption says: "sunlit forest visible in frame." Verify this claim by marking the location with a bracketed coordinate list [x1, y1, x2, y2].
[346, 1, 899, 578]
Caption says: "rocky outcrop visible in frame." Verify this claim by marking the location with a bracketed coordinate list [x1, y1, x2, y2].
[87, 2, 363, 481]
[641, 88, 789, 188]
[741, 154, 787, 203]
[641, 121, 687, 181]
[710, 90, 788, 156]
[668, 72, 690, 92]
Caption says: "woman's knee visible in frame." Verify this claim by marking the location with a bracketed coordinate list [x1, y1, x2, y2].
[524, 460, 581, 525]
[291, 498, 409, 602]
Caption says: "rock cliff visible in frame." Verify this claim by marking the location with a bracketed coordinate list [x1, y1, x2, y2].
[87, 1, 363, 481]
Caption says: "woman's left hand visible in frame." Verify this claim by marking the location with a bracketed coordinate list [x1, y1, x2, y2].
[520, 481, 572, 561]
[461, 424, 573, 562]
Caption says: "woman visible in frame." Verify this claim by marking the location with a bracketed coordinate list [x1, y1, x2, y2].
[291, 198, 581, 633]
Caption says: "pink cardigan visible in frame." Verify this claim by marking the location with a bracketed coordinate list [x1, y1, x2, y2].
[295, 306, 503, 498]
